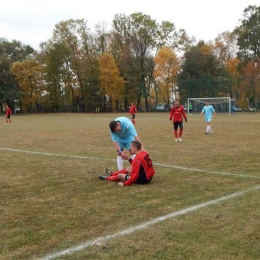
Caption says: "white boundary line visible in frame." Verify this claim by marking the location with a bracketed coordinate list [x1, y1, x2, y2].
[40, 185, 260, 260]
[0, 147, 259, 180]
[1, 147, 259, 258]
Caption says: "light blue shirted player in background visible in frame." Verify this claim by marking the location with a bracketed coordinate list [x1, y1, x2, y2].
[109, 116, 143, 170]
[200, 101, 217, 134]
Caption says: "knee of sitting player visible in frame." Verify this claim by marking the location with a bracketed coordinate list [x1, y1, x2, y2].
[118, 173, 127, 181]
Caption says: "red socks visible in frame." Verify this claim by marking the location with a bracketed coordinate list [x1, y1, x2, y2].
[174, 129, 183, 138]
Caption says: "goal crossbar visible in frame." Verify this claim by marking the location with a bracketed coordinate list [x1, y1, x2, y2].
[187, 97, 233, 114]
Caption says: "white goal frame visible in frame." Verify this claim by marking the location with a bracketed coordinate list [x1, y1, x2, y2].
[187, 97, 232, 115]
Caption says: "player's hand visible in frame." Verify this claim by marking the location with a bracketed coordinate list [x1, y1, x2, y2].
[118, 182, 124, 187]
[121, 152, 128, 160]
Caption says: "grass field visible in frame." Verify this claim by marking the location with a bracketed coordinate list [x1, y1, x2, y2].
[0, 112, 260, 260]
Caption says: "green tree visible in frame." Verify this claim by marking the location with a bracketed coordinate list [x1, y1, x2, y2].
[110, 12, 182, 111]
[234, 5, 260, 65]
[42, 43, 73, 112]
[41, 19, 100, 112]
[0, 38, 34, 112]
[234, 5, 260, 108]
[178, 41, 229, 102]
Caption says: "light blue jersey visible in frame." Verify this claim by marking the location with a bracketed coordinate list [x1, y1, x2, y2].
[202, 105, 215, 123]
[110, 117, 137, 150]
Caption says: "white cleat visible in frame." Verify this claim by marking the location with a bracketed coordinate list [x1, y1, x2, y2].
[178, 138, 182, 142]
[175, 138, 178, 142]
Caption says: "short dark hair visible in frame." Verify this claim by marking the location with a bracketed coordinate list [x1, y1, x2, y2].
[109, 120, 119, 132]
[131, 140, 141, 150]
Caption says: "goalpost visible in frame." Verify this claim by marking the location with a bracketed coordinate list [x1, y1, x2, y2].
[187, 97, 233, 115]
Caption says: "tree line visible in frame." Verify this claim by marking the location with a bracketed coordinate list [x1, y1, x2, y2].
[0, 6, 260, 113]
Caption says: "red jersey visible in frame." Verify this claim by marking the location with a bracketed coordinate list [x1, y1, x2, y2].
[5, 107, 11, 116]
[169, 105, 187, 122]
[124, 151, 155, 186]
[129, 105, 137, 115]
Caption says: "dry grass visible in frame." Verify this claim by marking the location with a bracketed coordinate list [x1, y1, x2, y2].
[0, 112, 259, 260]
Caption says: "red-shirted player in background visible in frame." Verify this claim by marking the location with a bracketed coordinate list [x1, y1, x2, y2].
[5, 105, 12, 125]
[98, 140, 155, 186]
[169, 100, 187, 142]
[129, 102, 137, 125]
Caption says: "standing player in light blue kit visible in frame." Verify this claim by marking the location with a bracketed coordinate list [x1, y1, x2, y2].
[200, 101, 217, 134]
[109, 116, 143, 170]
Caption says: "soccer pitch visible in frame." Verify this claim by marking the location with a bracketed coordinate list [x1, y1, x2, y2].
[1, 112, 260, 260]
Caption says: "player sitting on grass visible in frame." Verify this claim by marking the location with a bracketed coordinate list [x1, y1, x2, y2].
[98, 140, 155, 186]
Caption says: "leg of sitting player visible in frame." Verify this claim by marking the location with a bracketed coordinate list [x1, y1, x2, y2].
[106, 168, 130, 181]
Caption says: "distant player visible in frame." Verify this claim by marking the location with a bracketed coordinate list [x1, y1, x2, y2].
[189, 103, 193, 114]
[129, 103, 137, 125]
[169, 100, 187, 141]
[5, 105, 12, 124]
[109, 116, 143, 170]
[98, 140, 155, 186]
[200, 100, 217, 134]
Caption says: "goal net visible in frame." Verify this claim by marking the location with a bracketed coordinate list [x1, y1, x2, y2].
[187, 97, 233, 114]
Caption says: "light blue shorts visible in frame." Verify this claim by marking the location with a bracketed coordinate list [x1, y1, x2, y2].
[117, 138, 134, 150]
[205, 116, 212, 123]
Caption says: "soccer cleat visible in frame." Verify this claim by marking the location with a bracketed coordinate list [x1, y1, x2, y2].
[105, 168, 112, 176]
[175, 138, 178, 142]
[98, 175, 106, 180]
[205, 131, 208, 135]
[178, 138, 182, 142]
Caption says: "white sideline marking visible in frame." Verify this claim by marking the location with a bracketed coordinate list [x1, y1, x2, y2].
[154, 162, 260, 180]
[0, 147, 115, 162]
[0, 147, 259, 179]
[40, 185, 260, 260]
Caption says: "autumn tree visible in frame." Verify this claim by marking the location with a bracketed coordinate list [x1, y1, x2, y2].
[153, 46, 179, 104]
[212, 31, 237, 63]
[11, 60, 43, 112]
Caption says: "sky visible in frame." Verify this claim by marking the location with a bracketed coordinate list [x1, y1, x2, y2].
[1, 0, 259, 50]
